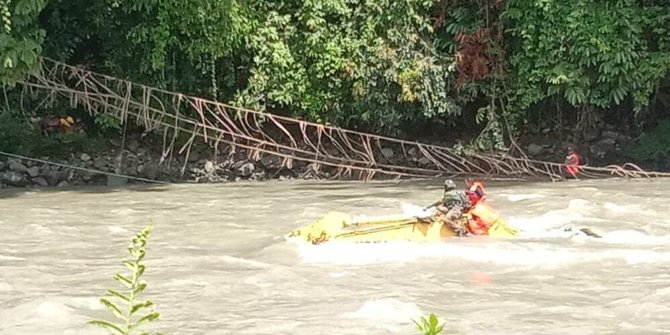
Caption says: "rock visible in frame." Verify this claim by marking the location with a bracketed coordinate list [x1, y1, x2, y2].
[187, 151, 201, 163]
[43, 168, 67, 186]
[107, 175, 128, 187]
[81, 171, 100, 182]
[80, 153, 92, 162]
[598, 138, 616, 146]
[93, 157, 108, 170]
[27, 166, 40, 178]
[260, 155, 281, 169]
[137, 148, 148, 157]
[250, 170, 266, 181]
[583, 128, 600, 142]
[127, 139, 140, 153]
[417, 157, 432, 167]
[590, 140, 616, 160]
[1, 171, 29, 187]
[39, 163, 51, 174]
[601, 130, 619, 140]
[381, 148, 394, 159]
[56, 180, 69, 188]
[32, 177, 49, 187]
[407, 147, 419, 157]
[204, 160, 216, 174]
[527, 143, 544, 156]
[138, 164, 159, 180]
[237, 162, 255, 177]
[9, 161, 28, 173]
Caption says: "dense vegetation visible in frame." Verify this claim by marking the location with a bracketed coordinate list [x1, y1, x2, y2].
[2, 0, 670, 163]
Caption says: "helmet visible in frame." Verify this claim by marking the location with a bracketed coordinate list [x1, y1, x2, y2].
[443, 179, 456, 190]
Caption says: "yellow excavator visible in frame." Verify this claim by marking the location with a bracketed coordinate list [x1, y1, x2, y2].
[287, 204, 519, 245]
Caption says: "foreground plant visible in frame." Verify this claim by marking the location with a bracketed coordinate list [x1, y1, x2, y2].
[89, 225, 162, 335]
[414, 313, 445, 335]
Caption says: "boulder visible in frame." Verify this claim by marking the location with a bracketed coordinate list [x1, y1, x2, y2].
[127, 139, 140, 153]
[8, 161, 28, 173]
[583, 128, 600, 142]
[407, 147, 419, 157]
[237, 162, 255, 177]
[527, 143, 544, 156]
[417, 157, 432, 167]
[601, 130, 620, 140]
[43, 168, 67, 186]
[80, 153, 92, 162]
[1, 171, 29, 187]
[187, 151, 201, 163]
[138, 164, 159, 180]
[81, 170, 101, 182]
[93, 157, 108, 170]
[32, 177, 49, 187]
[260, 155, 281, 169]
[204, 160, 217, 174]
[597, 137, 616, 146]
[27, 166, 40, 178]
[381, 148, 394, 159]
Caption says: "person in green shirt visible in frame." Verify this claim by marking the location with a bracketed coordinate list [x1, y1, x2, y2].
[426, 179, 470, 236]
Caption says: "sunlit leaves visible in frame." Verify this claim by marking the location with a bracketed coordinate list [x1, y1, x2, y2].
[505, 0, 670, 116]
[236, 0, 460, 134]
[0, 0, 48, 86]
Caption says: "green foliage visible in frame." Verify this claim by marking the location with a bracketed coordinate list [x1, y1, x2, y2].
[89, 225, 162, 335]
[414, 313, 445, 335]
[233, 0, 462, 133]
[7, 0, 669, 155]
[0, 0, 48, 86]
[505, 0, 670, 116]
[94, 114, 122, 134]
[629, 119, 670, 163]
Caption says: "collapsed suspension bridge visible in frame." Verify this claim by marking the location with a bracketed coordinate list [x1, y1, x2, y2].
[12, 57, 670, 182]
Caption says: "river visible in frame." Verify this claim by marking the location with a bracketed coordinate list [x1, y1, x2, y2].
[1, 178, 669, 334]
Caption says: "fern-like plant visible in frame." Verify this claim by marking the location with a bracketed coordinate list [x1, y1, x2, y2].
[414, 313, 445, 335]
[89, 225, 162, 335]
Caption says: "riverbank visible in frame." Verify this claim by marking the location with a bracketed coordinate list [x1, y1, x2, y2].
[0, 136, 318, 189]
[0, 120, 642, 190]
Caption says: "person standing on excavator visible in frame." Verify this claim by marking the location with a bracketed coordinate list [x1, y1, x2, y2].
[465, 178, 486, 207]
[426, 179, 470, 236]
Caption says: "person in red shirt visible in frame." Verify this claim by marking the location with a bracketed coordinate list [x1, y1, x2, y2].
[465, 179, 485, 207]
[564, 148, 581, 177]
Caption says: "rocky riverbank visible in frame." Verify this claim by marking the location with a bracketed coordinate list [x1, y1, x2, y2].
[519, 123, 634, 167]
[0, 122, 644, 190]
[0, 143, 319, 189]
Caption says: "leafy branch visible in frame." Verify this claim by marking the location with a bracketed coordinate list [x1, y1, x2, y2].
[89, 225, 162, 335]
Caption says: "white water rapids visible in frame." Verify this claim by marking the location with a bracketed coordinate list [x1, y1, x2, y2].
[1, 178, 670, 334]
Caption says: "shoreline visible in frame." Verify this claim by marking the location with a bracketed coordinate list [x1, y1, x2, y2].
[0, 120, 656, 190]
